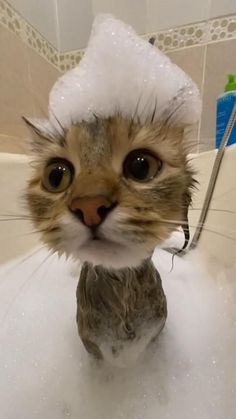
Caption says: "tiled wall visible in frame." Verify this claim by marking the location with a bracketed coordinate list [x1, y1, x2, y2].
[0, 23, 59, 154]
[0, 0, 236, 154]
[200, 39, 236, 151]
[7, 0, 236, 51]
[166, 29, 236, 152]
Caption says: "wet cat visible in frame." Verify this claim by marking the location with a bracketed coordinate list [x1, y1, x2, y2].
[24, 115, 194, 367]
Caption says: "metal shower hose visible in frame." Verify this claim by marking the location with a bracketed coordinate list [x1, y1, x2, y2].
[189, 103, 236, 251]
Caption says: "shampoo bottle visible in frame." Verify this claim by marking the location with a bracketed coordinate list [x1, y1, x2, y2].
[216, 74, 236, 148]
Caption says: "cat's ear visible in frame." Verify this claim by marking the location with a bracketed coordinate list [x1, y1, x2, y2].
[23, 117, 63, 152]
[23, 117, 58, 140]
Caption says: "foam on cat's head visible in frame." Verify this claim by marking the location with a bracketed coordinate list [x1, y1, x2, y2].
[49, 14, 201, 134]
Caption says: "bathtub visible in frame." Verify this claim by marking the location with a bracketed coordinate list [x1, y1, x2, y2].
[0, 147, 236, 419]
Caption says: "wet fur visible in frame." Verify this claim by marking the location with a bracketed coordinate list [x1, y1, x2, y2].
[77, 259, 167, 367]
[26, 116, 194, 267]
[25, 115, 194, 365]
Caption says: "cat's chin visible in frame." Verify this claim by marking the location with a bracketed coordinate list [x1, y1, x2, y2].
[76, 238, 151, 269]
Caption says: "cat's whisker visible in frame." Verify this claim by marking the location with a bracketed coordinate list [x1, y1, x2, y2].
[189, 207, 236, 215]
[0, 218, 47, 222]
[0, 228, 50, 242]
[29, 250, 54, 279]
[0, 218, 35, 223]
[48, 105, 67, 139]
[131, 93, 143, 125]
[150, 97, 157, 124]
[0, 133, 25, 141]
[141, 92, 156, 124]
[18, 84, 68, 148]
[210, 186, 236, 201]
[3, 245, 47, 277]
[158, 217, 236, 242]
[164, 101, 185, 129]
[0, 248, 53, 327]
[0, 214, 50, 222]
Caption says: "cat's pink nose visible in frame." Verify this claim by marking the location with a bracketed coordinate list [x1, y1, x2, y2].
[69, 196, 117, 227]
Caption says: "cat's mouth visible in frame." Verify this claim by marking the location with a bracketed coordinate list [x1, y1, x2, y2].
[91, 229, 101, 241]
[65, 222, 150, 269]
[86, 227, 116, 246]
[90, 227, 104, 241]
[88, 225, 115, 243]
[89, 235, 115, 246]
[79, 234, 123, 259]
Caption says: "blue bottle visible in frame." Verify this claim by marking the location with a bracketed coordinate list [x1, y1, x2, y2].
[216, 74, 236, 148]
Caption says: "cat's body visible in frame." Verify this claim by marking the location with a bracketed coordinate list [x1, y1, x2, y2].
[25, 115, 194, 366]
[77, 259, 167, 367]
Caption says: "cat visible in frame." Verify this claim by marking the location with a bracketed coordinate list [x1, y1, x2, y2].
[24, 114, 194, 367]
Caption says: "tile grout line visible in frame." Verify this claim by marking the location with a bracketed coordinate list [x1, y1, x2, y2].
[197, 17, 211, 153]
[54, 0, 61, 55]
[197, 43, 208, 154]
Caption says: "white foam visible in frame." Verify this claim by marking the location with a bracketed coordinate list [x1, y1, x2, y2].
[49, 15, 201, 133]
[0, 248, 235, 418]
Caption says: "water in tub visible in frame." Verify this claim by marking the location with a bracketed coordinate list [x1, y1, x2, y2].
[0, 240, 235, 419]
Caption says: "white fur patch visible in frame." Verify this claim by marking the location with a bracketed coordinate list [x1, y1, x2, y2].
[60, 212, 152, 268]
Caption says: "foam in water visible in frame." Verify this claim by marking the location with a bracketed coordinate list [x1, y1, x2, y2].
[47, 14, 201, 133]
[0, 249, 235, 419]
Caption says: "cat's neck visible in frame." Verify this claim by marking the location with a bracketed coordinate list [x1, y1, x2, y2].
[78, 258, 157, 288]
[91, 258, 153, 279]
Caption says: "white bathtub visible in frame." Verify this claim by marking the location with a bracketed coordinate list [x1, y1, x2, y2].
[0, 147, 236, 419]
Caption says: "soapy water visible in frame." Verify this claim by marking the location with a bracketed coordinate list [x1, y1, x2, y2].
[0, 248, 235, 419]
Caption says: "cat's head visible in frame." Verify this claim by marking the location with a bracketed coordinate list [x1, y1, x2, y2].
[24, 115, 194, 269]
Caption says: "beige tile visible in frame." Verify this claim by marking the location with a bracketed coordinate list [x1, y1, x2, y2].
[200, 39, 236, 152]
[92, 0, 127, 27]
[124, 0, 147, 34]
[92, 0, 147, 35]
[0, 134, 27, 154]
[10, 0, 58, 48]
[58, 0, 93, 51]
[210, 0, 236, 18]
[147, 0, 210, 32]
[198, 136, 215, 152]
[26, 46, 60, 119]
[0, 25, 35, 150]
[167, 46, 205, 152]
[167, 45, 205, 91]
[0, 24, 60, 155]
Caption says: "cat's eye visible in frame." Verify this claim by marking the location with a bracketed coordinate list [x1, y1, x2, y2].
[123, 149, 162, 182]
[42, 159, 74, 193]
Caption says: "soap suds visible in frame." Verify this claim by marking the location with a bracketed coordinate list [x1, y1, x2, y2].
[48, 15, 201, 133]
[0, 249, 235, 419]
